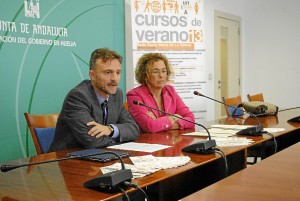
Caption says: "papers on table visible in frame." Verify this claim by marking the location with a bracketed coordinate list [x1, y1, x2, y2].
[183, 128, 235, 138]
[263, 127, 285, 133]
[214, 137, 254, 147]
[182, 124, 285, 147]
[182, 124, 285, 138]
[182, 124, 255, 137]
[108, 142, 171, 153]
[210, 124, 285, 134]
[100, 155, 191, 178]
[210, 124, 254, 130]
[130, 155, 190, 170]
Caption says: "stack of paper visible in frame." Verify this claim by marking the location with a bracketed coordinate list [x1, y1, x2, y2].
[213, 137, 254, 147]
[100, 155, 190, 179]
[183, 124, 285, 138]
[130, 155, 190, 170]
[108, 142, 171, 153]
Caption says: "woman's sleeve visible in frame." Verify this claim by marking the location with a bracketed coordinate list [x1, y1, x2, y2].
[126, 90, 173, 133]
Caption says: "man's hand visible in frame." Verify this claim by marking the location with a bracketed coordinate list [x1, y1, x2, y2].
[87, 121, 111, 138]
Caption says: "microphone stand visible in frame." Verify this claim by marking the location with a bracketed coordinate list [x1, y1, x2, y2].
[1, 150, 133, 192]
[256, 107, 300, 123]
[1, 151, 125, 172]
[133, 100, 216, 154]
[194, 91, 263, 136]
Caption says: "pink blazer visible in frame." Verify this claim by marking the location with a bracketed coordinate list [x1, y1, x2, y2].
[126, 85, 195, 133]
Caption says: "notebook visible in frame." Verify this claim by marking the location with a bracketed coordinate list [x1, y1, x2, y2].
[67, 149, 130, 163]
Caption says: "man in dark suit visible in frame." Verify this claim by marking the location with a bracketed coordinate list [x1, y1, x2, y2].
[49, 48, 139, 152]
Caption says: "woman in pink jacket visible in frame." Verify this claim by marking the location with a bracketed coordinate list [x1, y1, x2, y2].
[126, 53, 195, 133]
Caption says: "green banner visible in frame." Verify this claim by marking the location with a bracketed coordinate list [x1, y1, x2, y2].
[0, 0, 125, 162]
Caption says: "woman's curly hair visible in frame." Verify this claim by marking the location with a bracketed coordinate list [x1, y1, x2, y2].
[135, 53, 173, 85]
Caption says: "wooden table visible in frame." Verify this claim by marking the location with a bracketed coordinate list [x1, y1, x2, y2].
[181, 142, 300, 201]
[0, 130, 247, 201]
[215, 109, 300, 152]
[0, 110, 299, 201]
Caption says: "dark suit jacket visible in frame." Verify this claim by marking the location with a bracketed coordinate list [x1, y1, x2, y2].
[49, 80, 139, 152]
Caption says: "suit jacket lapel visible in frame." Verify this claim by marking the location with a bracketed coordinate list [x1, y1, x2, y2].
[139, 85, 172, 118]
[162, 87, 172, 113]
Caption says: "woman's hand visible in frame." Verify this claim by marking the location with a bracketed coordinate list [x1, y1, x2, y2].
[146, 111, 156, 120]
[169, 114, 182, 129]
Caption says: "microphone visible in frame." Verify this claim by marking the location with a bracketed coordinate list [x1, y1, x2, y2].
[1, 150, 133, 192]
[1, 150, 124, 172]
[281, 107, 300, 122]
[256, 107, 300, 122]
[194, 91, 263, 136]
[133, 100, 217, 154]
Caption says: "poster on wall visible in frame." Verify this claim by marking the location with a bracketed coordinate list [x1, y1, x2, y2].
[127, 0, 207, 123]
[0, 0, 125, 161]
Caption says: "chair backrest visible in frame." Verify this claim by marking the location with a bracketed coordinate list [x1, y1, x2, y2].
[24, 112, 59, 154]
[247, 93, 264, 101]
[123, 102, 128, 110]
[222, 96, 244, 117]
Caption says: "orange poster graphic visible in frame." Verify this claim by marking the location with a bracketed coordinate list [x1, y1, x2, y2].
[129, 0, 207, 123]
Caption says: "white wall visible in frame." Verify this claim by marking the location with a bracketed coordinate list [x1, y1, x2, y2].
[204, 0, 300, 120]
[242, 0, 300, 108]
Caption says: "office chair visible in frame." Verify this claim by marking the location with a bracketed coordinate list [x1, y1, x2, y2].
[222, 96, 265, 165]
[222, 96, 244, 117]
[24, 112, 59, 154]
[247, 93, 264, 101]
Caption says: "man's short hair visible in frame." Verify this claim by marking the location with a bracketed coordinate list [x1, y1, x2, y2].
[89, 48, 123, 70]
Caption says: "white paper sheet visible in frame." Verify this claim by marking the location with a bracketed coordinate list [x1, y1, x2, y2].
[108, 142, 171, 153]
